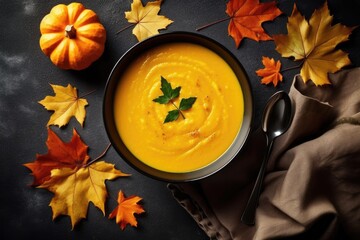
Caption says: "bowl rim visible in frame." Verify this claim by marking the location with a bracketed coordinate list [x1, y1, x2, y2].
[103, 31, 253, 182]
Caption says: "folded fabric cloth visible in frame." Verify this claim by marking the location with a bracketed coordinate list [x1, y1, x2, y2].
[168, 68, 360, 240]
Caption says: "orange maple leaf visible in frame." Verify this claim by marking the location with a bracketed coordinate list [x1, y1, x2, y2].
[226, 0, 282, 47]
[24, 128, 89, 186]
[109, 190, 145, 230]
[256, 56, 283, 87]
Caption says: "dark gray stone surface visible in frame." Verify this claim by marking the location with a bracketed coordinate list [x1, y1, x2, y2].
[0, 0, 359, 239]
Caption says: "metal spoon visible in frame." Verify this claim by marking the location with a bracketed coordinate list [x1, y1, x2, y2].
[241, 91, 293, 225]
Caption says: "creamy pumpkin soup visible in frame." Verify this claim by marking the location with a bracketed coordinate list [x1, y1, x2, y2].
[113, 42, 244, 173]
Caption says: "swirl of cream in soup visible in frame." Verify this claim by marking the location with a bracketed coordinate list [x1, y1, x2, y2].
[114, 43, 244, 173]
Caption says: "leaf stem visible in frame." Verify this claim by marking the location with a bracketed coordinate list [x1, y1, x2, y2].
[80, 89, 96, 98]
[196, 16, 231, 31]
[116, 24, 135, 35]
[85, 143, 112, 167]
[171, 100, 185, 119]
[280, 60, 305, 73]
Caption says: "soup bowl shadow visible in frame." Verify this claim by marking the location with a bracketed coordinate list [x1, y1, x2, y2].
[103, 31, 253, 182]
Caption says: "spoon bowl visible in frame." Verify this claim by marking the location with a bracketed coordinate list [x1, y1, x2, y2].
[241, 91, 293, 225]
[262, 91, 293, 140]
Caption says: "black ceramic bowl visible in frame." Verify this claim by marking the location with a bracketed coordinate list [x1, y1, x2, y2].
[103, 32, 253, 182]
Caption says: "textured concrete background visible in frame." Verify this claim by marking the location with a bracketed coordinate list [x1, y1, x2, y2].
[0, 0, 359, 239]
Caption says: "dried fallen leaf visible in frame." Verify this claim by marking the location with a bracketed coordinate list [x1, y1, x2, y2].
[109, 190, 145, 230]
[39, 84, 88, 127]
[24, 128, 89, 186]
[226, 0, 282, 47]
[273, 3, 355, 86]
[39, 161, 129, 229]
[256, 56, 283, 87]
[25, 128, 130, 229]
[124, 0, 173, 41]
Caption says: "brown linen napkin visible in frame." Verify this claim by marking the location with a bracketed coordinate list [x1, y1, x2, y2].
[168, 67, 360, 240]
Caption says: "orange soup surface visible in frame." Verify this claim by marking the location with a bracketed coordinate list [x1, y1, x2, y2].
[114, 42, 244, 172]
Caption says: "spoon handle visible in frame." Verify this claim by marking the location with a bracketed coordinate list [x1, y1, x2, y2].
[241, 138, 273, 225]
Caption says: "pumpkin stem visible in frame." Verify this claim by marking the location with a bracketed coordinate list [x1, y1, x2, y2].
[65, 25, 76, 39]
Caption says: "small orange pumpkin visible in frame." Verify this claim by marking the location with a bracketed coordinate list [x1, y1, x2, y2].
[39, 2, 106, 70]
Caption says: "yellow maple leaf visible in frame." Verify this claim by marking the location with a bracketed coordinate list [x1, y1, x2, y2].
[125, 0, 173, 41]
[39, 161, 130, 229]
[39, 84, 88, 127]
[273, 3, 355, 86]
[109, 190, 145, 230]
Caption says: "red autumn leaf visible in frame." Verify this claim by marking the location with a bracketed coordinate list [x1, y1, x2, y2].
[109, 190, 145, 230]
[226, 0, 282, 47]
[24, 128, 89, 186]
[256, 56, 283, 87]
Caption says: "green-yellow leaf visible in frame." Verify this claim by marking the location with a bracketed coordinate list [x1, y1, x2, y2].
[39, 84, 88, 127]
